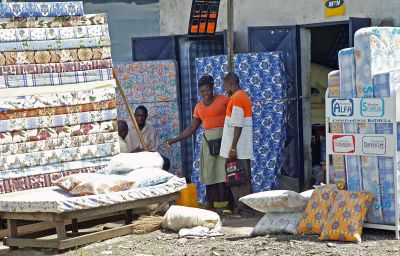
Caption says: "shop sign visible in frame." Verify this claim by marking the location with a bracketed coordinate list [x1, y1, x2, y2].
[327, 133, 395, 157]
[362, 136, 386, 155]
[360, 98, 384, 117]
[332, 135, 355, 153]
[331, 99, 353, 117]
[326, 97, 394, 123]
[324, 0, 345, 17]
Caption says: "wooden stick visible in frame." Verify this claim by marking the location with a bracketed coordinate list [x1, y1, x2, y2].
[112, 68, 148, 151]
[227, 0, 234, 73]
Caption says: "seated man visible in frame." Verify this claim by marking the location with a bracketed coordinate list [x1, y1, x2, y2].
[117, 119, 129, 153]
[125, 105, 170, 171]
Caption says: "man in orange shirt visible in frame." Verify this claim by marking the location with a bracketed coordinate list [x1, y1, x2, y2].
[220, 72, 254, 217]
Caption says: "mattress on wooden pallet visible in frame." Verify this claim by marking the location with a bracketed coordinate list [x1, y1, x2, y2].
[0, 177, 186, 214]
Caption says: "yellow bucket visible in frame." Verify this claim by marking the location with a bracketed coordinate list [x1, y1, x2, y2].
[176, 183, 198, 208]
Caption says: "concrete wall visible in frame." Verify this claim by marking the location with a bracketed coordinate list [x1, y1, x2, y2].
[85, 0, 160, 62]
[300, 28, 312, 188]
[160, 0, 400, 52]
[161, 0, 400, 188]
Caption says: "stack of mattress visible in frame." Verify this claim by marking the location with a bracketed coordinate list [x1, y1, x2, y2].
[194, 52, 288, 201]
[114, 60, 182, 176]
[328, 27, 400, 225]
[0, 2, 120, 194]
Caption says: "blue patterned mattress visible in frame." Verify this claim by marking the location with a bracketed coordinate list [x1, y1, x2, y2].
[193, 52, 288, 202]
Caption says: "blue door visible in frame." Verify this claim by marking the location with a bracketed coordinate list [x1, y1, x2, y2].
[248, 26, 304, 188]
[131, 36, 177, 61]
[349, 17, 371, 46]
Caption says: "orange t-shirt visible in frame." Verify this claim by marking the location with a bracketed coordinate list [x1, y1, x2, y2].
[226, 90, 252, 119]
[193, 94, 229, 129]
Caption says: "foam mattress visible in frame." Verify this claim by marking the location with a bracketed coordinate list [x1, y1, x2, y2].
[0, 177, 186, 213]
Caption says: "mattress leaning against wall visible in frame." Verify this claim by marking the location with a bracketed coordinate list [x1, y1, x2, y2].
[338, 48, 361, 192]
[194, 52, 288, 202]
[0, 3, 120, 194]
[114, 60, 183, 177]
[372, 70, 400, 225]
[327, 70, 346, 190]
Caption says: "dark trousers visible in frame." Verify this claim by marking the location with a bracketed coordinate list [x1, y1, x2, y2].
[230, 159, 253, 213]
[206, 182, 234, 207]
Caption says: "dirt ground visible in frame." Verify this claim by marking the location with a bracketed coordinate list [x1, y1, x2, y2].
[0, 215, 399, 256]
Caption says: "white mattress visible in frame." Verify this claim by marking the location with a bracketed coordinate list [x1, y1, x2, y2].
[0, 177, 186, 213]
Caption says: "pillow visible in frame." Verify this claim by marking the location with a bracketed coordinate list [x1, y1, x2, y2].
[126, 168, 174, 188]
[239, 190, 308, 213]
[251, 212, 303, 236]
[297, 184, 339, 234]
[54, 173, 104, 191]
[319, 191, 374, 243]
[108, 152, 164, 173]
[300, 189, 315, 201]
[69, 175, 135, 196]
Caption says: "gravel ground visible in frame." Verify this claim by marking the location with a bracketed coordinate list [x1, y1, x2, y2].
[2, 216, 399, 256]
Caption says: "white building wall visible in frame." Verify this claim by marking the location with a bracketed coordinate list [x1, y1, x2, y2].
[160, 0, 400, 52]
[161, 0, 400, 188]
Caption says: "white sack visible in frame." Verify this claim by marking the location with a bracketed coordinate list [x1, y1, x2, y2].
[178, 226, 223, 238]
[162, 205, 221, 232]
[107, 152, 164, 173]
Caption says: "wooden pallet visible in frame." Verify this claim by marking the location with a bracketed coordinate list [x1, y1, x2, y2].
[1, 192, 179, 250]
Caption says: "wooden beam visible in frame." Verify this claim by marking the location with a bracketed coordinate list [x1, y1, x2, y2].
[6, 220, 18, 251]
[227, 0, 234, 73]
[58, 223, 138, 250]
[71, 219, 78, 233]
[0, 212, 125, 239]
[55, 221, 66, 240]
[4, 238, 58, 249]
[125, 209, 133, 225]
[0, 212, 54, 222]
[6, 220, 17, 238]
[58, 192, 179, 220]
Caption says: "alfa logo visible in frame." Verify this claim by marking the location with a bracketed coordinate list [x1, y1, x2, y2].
[332, 99, 353, 117]
[332, 135, 355, 153]
[325, 0, 344, 8]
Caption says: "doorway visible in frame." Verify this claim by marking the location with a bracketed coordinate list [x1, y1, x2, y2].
[307, 24, 349, 185]
[247, 18, 371, 190]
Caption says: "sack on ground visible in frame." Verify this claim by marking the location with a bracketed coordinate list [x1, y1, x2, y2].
[107, 152, 164, 173]
[251, 212, 303, 236]
[178, 226, 223, 238]
[126, 168, 175, 188]
[69, 175, 135, 196]
[239, 190, 308, 213]
[162, 205, 221, 232]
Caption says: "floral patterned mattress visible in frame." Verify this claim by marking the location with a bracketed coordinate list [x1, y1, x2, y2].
[0, 177, 186, 213]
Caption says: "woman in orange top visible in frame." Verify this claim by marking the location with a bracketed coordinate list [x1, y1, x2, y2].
[166, 74, 233, 210]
